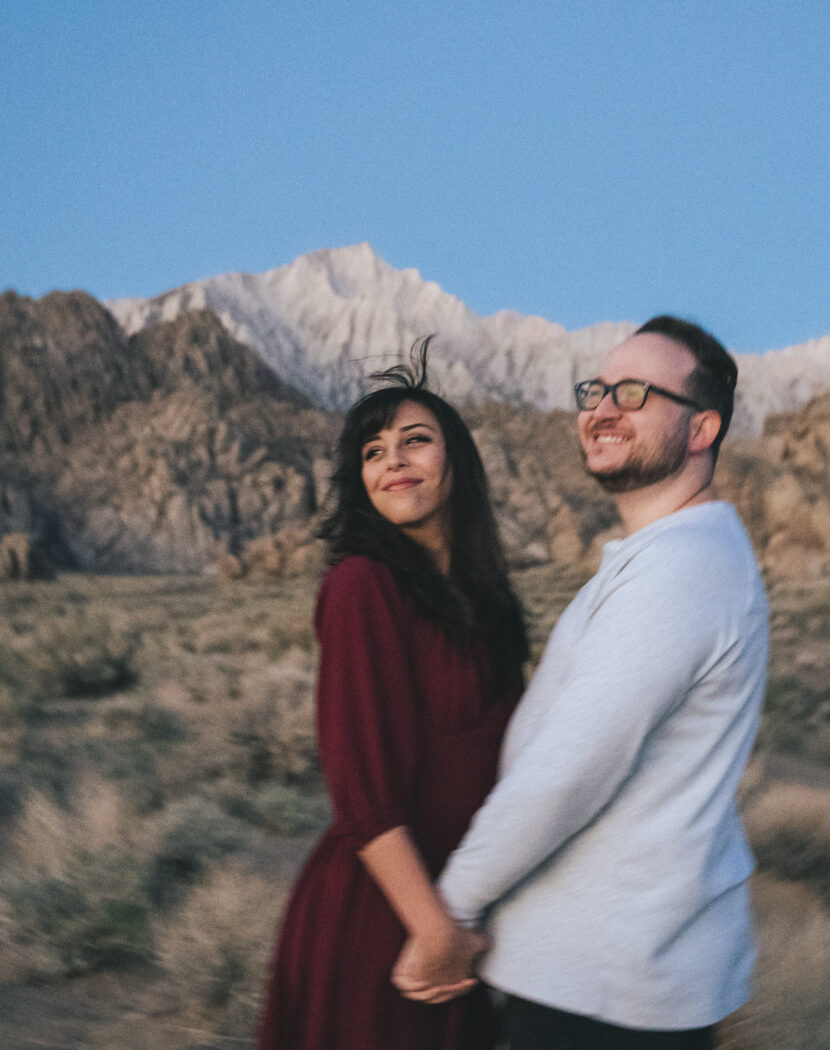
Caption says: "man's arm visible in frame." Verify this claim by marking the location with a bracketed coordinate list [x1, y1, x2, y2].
[395, 544, 718, 999]
[437, 547, 714, 924]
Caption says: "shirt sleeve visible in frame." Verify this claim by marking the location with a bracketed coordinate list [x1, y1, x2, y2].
[438, 541, 723, 924]
[314, 557, 422, 848]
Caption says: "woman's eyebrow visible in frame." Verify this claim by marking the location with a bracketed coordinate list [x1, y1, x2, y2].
[362, 421, 435, 447]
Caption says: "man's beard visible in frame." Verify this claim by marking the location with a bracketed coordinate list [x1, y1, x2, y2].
[580, 427, 689, 493]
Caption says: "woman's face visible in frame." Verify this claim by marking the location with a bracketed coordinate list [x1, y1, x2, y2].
[360, 400, 453, 556]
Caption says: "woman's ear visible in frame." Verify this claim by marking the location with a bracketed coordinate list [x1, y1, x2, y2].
[689, 409, 722, 453]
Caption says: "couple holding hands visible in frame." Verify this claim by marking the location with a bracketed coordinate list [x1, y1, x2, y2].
[257, 317, 768, 1050]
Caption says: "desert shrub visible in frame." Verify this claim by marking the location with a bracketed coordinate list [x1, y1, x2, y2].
[154, 862, 287, 1032]
[227, 653, 317, 785]
[0, 846, 152, 980]
[0, 784, 155, 981]
[185, 610, 286, 657]
[0, 639, 25, 685]
[269, 622, 315, 659]
[760, 676, 830, 760]
[5, 780, 128, 870]
[187, 614, 241, 655]
[0, 773, 23, 822]
[0, 639, 36, 727]
[102, 697, 188, 745]
[744, 784, 830, 906]
[229, 728, 274, 786]
[248, 782, 329, 836]
[222, 782, 330, 836]
[0, 681, 26, 730]
[736, 752, 768, 807]
[175, 661, 242, 706]
[144, 797, 250, 909]
[717, 876, 830, 1050]
[17, 733, 73, 806]
[25, 610, 139, 699]
[83, 737, 165, 813]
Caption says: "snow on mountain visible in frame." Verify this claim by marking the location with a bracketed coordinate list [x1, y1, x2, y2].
[107, 243, 830, 434]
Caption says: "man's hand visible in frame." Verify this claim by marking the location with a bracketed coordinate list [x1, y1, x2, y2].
[392, 926, 490, 1004]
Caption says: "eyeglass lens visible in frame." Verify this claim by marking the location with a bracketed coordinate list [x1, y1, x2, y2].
[578, 380, 647, 410]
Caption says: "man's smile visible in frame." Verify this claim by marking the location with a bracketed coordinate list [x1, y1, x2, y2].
[592, 434, 628, 445]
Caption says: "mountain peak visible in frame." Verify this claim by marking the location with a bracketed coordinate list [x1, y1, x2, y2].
[106, 245, 830, 433]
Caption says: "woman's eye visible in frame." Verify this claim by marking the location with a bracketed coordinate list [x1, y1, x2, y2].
[407, 434, 429, 445]
[362, 447, 382, 461]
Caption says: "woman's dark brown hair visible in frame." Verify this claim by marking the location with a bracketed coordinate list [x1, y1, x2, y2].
[319, 337, 528, 679]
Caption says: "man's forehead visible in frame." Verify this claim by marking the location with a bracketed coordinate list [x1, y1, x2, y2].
[601, 332, 695, 383]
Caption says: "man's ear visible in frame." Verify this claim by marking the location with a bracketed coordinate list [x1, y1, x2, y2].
[689, 409, 722, 453]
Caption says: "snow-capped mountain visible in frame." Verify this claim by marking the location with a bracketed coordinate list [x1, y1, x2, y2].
[108, 243, 830, 435]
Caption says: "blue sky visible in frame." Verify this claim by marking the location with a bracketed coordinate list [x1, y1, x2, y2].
[2, 0, 828, 351]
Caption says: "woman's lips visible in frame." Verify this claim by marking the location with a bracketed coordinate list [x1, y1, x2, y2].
[383, 478, 421, 491]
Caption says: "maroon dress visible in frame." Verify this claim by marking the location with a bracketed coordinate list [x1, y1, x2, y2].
[256, 556, 522, 1050]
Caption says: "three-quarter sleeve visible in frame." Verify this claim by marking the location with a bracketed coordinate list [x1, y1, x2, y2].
[314, 557, 422, 848]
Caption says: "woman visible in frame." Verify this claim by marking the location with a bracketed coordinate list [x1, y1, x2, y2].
[256, 341, 527, 1050]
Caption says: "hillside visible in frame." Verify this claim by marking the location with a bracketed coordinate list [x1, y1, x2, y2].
[0, 291, 333, 573]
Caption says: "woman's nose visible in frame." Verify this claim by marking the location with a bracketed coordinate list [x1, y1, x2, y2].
[386, 444, 409, 468]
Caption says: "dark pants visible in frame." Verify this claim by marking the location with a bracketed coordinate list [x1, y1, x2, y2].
[501, 995, 716, 1050]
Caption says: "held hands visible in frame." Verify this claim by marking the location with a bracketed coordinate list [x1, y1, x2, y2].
[392, 924, 490, 1004]
[356, 826, 489, 1005]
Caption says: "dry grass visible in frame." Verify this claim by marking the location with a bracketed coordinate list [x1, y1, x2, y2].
[0, 782, 152, 980]
[7, 778, 132, 874]
[743, 782, 830, 905]
[719, 875, 830, 1049]
[154, 861, 288, 1034]
[1, 604, 138, 701]
[0, 570, 828, 1047]
[761, 578, 830, 761]
[0, 572, 323, 1047]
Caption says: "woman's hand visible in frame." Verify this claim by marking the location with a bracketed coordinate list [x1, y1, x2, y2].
[356, 827, 489, 1003]
[392, 926, 490, 1004]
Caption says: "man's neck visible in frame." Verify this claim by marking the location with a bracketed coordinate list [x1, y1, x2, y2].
[614, 473, 716, 535]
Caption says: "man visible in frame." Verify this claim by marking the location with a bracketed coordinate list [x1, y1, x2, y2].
[394, 316, 769, 1049]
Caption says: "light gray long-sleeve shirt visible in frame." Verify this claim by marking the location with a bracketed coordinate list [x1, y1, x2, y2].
[439, 501, 768, 1030]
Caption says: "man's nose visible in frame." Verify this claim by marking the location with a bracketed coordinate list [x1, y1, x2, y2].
[591, 390, 621, 418]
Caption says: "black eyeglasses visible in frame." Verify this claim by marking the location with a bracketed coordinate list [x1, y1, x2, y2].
[574, 379, 703, 412]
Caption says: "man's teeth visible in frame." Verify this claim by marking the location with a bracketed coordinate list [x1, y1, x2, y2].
[595, 434, 626, 444]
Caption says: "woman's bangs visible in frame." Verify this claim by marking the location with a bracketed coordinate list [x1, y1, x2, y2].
[351, 390, 408, 449]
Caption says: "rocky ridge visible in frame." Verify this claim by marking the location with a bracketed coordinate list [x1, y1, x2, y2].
[1, 286, 829, 580]
[0, 291, 335, 574]
[107, 243, 830, 436]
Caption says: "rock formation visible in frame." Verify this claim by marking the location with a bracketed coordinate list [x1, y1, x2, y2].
[745, 391, 830, 577]
[107, 244, 830, 436]
[1, 282, 828, 580]
[0, 289, 144, 454]
[0, 291, 335, 573]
